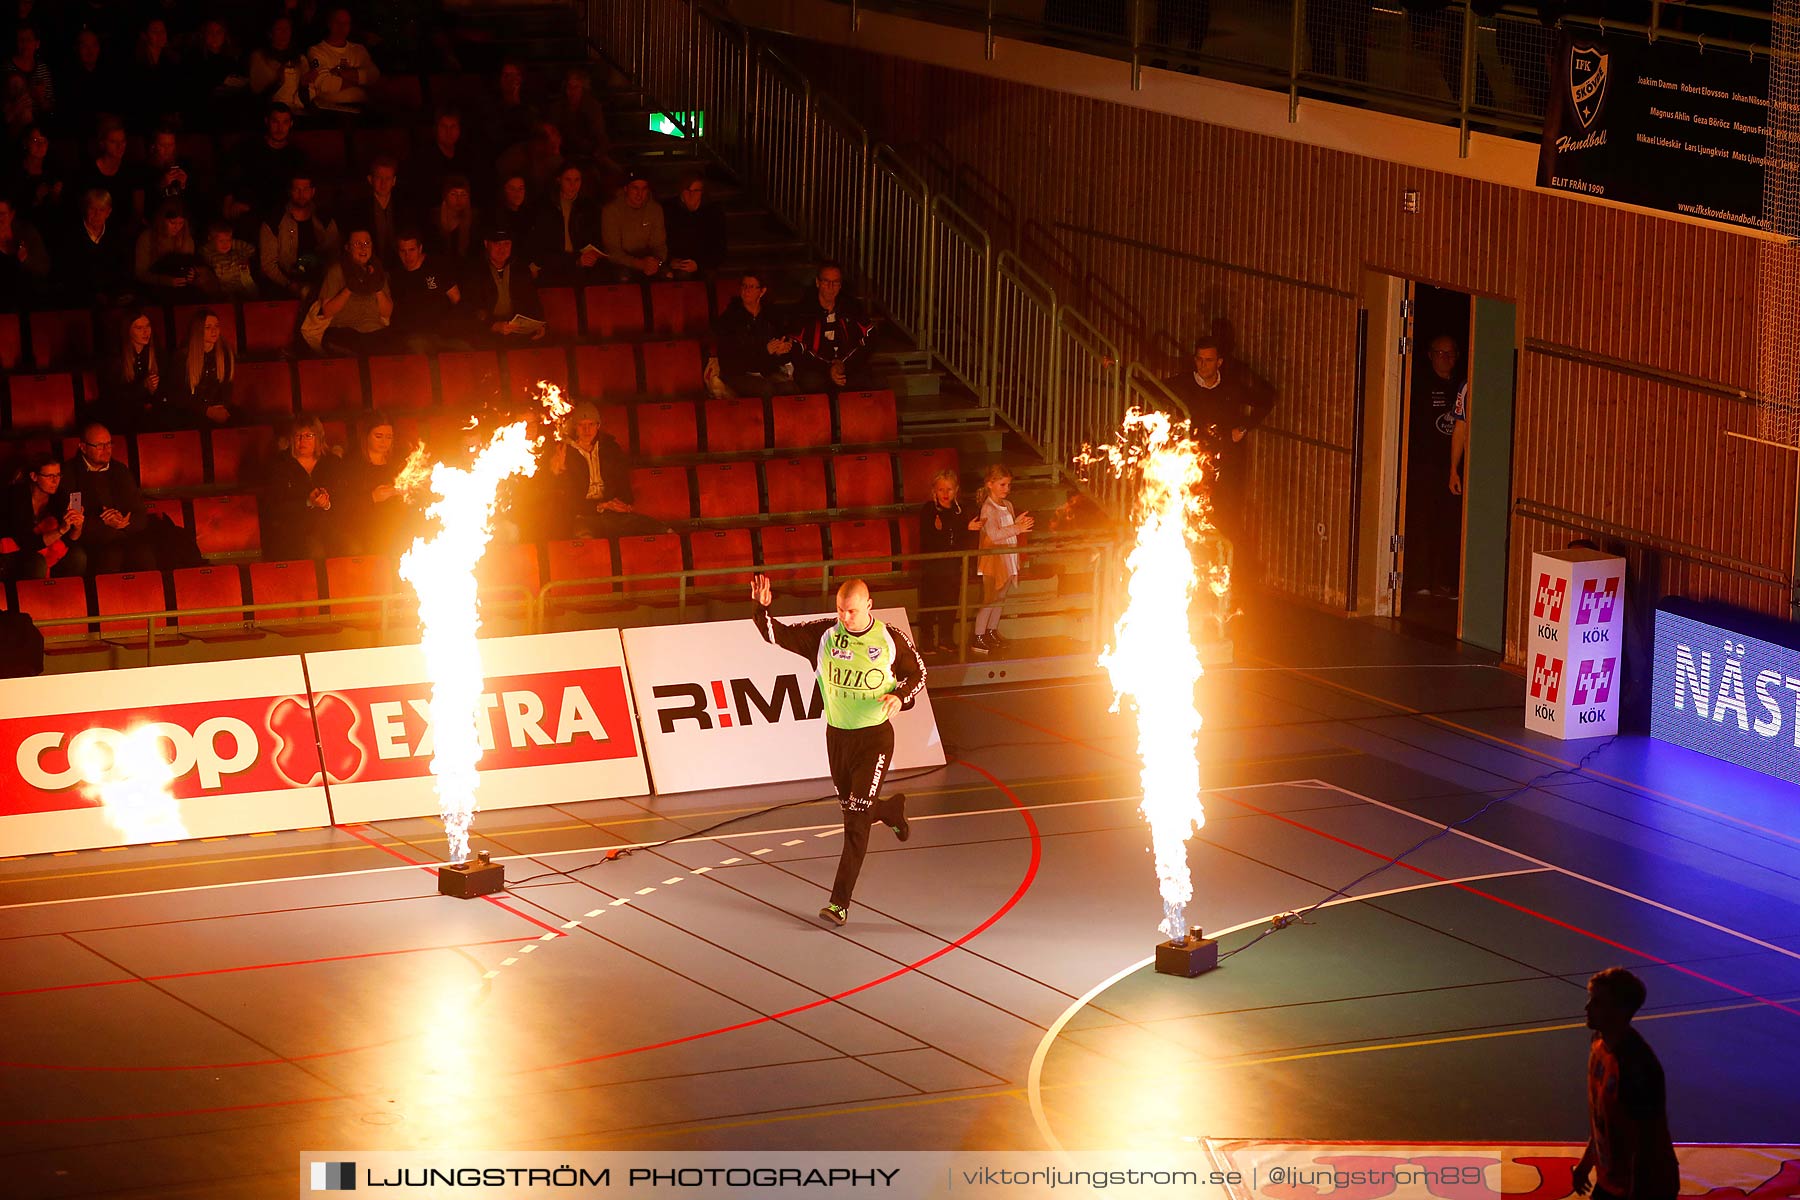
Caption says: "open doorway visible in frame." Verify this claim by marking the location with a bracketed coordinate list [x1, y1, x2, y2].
[1397, 283, 1472, 637]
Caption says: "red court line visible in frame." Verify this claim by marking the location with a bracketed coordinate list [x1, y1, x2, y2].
[0, 936, 524, 1001]
[1, 1093, 347, 1126]
[514, 755, 1043, 1074]
[336, 822, 566, 937]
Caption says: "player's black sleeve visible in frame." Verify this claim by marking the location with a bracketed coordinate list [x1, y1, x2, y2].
[754, 602, 834, 663]
[889, 622, 926, 710]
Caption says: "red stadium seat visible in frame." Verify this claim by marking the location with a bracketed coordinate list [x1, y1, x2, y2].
[27, 310, 95, 370]
[425, 72, 478, 107]
[371, 73, 424, 111]
[572, 343, 638, 399]
[649, 281, 711, 335]
[324, 555, 395, 621]
[351, 126, 412, 167]
[171, 303, 238, 353]
[628, 466, 693, 522]
[580, 284, 646, 337]
[191, 493, 261, 556]
[899, 446, 960, 503]
[134, 430, 204, 490]
[0, 312, 22, 370]
[703, 397, 766, 453]
[241, 300, 302, 356]
[617, 533, 685, 595]
[831, 452, 895, 508]
[207, 424, 273, 486]
[771, 393, 832, 449]
[175, 133, 216, 175]
[505, 346, 570, 402]
[249, 559, 321, 624]
[172, 565, 251, 636]
[837, 389, 898, 444]
[634, 400, 698, 457]
[539, 287, 580, 339]
[546, 538, 616, 608]
[0, 436, 52, 482]
[896, 512, 921, 561]
[829, 519, 895, 574]
[234, 360, 296, 417]
[763, 457, 827, 515]
[477, 541, 540, 607]
[367, 354, 435, 412]
[694, 461, 760, 519]
[7, 373, 77, 431]
[640, 340, 702, 397]
[759, 523, 824, 581]
[13, 577, 92, 641]
[292, 129, 348, 172]
[298, 357, 365, 414]
[438, 349, 502, 412]
[687, 527, 752, 591]
[96, 571, 172, 637]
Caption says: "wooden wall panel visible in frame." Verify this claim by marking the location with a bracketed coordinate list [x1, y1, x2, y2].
[780, 40, 1792, 660]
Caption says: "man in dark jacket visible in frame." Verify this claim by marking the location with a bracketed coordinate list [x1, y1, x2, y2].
[1164, 336, 1274, 548]
[64, 422, 156, 573]
[664, 172, 727, 278]
[463, 226, 547, 345]
[58, 188, 133, 304]
[790, 261, 873, 394]
[713, 270, 796, 398]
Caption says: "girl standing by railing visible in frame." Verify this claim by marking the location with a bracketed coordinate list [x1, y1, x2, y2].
[973, 464, 1034, 654]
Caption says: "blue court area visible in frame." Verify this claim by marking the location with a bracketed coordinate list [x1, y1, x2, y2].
[1, 597, 1796, 1196]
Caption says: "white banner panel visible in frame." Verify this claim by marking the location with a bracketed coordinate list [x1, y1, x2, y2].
[0, 657, 332, 855]
[623, 608, 947, 794]
[303, 629, 650, 824]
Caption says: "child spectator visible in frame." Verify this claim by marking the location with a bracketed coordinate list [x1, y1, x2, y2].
[200, 218, 258, 299]
[972, 463, 1034, 654]
[916, 468, 982, 654]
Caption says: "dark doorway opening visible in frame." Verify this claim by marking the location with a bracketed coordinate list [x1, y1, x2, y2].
[1398, 282, 1472, 637]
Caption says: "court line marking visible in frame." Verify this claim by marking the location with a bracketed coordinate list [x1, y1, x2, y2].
[1313, 779, 1800, 966]
[1026, 867, 1554, 1153]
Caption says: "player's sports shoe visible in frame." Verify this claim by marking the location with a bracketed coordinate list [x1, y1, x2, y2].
[889, 792, 910, 842]
[819, 903, 848, 926]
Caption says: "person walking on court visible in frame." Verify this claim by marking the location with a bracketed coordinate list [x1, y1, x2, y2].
[1575, 967, 1680, 1200]
[751, 572, 926, 927]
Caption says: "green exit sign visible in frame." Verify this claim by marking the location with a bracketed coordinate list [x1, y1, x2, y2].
[649, 111, 705, 138]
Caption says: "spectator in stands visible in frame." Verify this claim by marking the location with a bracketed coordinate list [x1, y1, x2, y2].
[303, 7, 378, 114]
[916, 467, 981, 654]
[98, 308, 164, 431]
[493, 172, 535, 244]
[409, 107, 486, 216]
[141, 125, 197, 213]
[544, 67, 608, 165]
[308, 226, 392, 355]
[971, 463, 1032, 654]
[59, 187, 132, 304]
[64, 421, 157, 573]
[130, 18, 181, 131]
[664, 172, 726, 279]
[259, 171, 339, 298]
[600, 171, 665, 281]
[1, 450, 84, 578]
[0, 194, 48, 307]
[54, 30, 117, 135]
[490, 60, 537, 150]
[224, 104, 307, 223]
[497, 119, 564, 194]
[345, 154, 402, 263]
[185, 18, 245, 127]
[336, 414, 414, 555]
[464, 224, 546, 343]
[1, 73, 30, 143]
[4, 23, 50, 118]
[713, 271, 796, 399]
[1165, 335, 1273, 546]
[199, 217, 258, 299]
[389, 228, 466, 352]
[76, 116, 139, 223]
[262, 414, 340, 561]
[424, 173, 477, 263]
[546, 400, 663, 539]
[279, 0, 329, 50]
[7, 124, 61, 222]
[134, 199, 203, 300]
[792, 261, 873, 394]
[525, 162, 601, 284]
[248, 16, 306, 112]
[171, 308, 237, 427]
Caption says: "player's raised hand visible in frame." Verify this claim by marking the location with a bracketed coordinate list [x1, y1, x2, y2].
[751, 573, 772, 606]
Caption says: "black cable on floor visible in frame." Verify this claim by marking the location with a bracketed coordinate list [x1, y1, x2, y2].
[1216, 735, 1619, 962]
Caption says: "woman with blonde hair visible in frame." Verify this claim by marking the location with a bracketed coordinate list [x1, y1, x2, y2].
[971, 463, 1034, 654]
[916, 466, 982, 654]
[260, 414, 340, 560]
[172, 309, 237, 427]
[134, 199, 201, 299]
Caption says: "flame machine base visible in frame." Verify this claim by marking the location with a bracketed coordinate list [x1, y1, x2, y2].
[438, 852, 505, 899]
[1154, 928, 1219, 978]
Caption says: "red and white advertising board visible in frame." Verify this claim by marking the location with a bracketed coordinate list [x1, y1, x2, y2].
[1524, 548, 1626, 740]
[622, 609, 947, 795]
[302, 629, 650, 824]
[0, 657, 331, 856]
